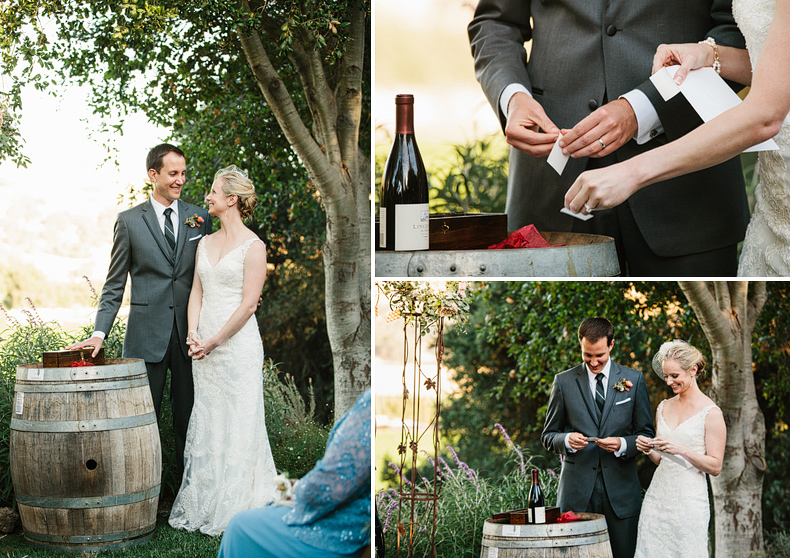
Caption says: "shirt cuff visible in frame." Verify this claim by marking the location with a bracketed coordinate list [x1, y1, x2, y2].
[500, 83, 533, 117]
[620, 89, 663, 144]
[614, 437, 627, 458]
[91, 331, 107, 340]
[564, 433, 578, 454]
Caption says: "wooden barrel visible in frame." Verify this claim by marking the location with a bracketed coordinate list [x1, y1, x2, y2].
[374, 232, 620, 277]
[10, 358, 161, 553]
[480, 513, 613, 558]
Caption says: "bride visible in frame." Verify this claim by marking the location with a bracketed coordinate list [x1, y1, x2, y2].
[564, 0, 790, 275]
[634, 340, 726, 557]
[169, 165, 277, 535]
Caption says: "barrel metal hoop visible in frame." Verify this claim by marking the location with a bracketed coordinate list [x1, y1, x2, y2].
[16, 485, 160, 509]
[10, 411, 157, 432]
[17, 364, 146, 382]
[24, 531, 155, 553]
[24, 523, 156, 544]
[14, 377, 150, 393]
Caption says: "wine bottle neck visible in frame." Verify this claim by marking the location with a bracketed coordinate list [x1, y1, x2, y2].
[395, 101, 415, 134]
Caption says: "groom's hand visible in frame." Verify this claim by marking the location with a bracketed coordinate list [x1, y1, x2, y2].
[560, 99, 637, 159]
[504, 92, 560, 158]
[567, 432, 589, 451]
[67, 336, 104, 358]
[595, 437, 623, 453]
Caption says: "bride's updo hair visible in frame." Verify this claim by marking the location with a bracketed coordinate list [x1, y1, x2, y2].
[214, 165, 257, 221]
[651, 340, 706, 379]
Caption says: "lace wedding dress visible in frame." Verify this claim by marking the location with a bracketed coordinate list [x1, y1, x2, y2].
[169, 238, 277, 536]
[634, 400, 717, 558]
[735, 0, 790, 275]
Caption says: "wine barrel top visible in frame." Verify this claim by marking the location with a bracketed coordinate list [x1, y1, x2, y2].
[482, 512, 611, 548]
[375, 232, 620, 277]
[15, 358, 147, 383]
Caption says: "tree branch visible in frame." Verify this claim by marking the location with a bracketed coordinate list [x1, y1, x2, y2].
[236, 1, 344, 201]
[747, 281, 767, 331]
[335, 0, 365, 180]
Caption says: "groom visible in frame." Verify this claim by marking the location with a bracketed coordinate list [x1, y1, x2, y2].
[541, 317, 654, 558]
[69, 143, 211, 483]
[469, 0, 749, 275]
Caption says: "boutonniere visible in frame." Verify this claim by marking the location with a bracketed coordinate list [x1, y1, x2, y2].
[612, 378, 633, 392]
[184, 214, 205, 228]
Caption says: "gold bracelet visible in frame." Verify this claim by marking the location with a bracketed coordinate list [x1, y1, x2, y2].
[699, 37, 721, 74]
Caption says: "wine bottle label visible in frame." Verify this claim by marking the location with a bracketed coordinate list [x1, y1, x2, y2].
[379, 207, 387, 247]
[528, 508, 533, 523]
[394, 203, 429, 251]
[533, 506, 546, 524]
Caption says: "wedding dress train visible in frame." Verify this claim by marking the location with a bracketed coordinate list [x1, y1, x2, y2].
[169, 238, 277, 536]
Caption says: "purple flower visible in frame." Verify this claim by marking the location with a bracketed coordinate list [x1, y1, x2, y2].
[495, 422, 526, 473]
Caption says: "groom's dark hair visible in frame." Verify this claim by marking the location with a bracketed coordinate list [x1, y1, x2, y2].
[578, 317, 614, 345]
[147, 143, 185, 173]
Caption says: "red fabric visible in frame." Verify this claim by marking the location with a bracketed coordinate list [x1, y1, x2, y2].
[71, 360, 96, 367]
[556, 511, 582, 523]
[488, 225, 564, 249]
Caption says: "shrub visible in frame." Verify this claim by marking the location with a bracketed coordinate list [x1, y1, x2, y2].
[376, 423, 559, 558]
[264, 363, 331, 478]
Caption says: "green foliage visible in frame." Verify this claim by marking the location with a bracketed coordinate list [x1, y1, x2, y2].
[763, 531, 790, 558]
[264, 361, 332, 478]
[376, 428, 559, 558]
[429, 135, 508, 214]
[0, 516, 222, 557]
[440, 281, 703, 476]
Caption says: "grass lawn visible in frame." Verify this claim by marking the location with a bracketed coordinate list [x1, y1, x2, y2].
[0, 516, 222, 557]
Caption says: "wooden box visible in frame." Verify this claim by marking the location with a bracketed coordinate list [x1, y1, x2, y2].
[491, 506, 562, 524]
[375, 212, 508, 251]
[43, 348, 105, 368]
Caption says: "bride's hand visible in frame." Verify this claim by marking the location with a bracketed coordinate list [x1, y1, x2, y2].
[651, 436, 687, 456]
[636, 435, 654, 453]
[652, 43, 712, 86]
[564, 164, 641, 215]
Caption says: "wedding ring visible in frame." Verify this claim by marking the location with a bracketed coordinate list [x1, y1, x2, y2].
[598, 138, 606, 150]
[584, 204, 592, 213]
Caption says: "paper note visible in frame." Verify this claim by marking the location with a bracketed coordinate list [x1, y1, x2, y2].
[15, 392, 24, 415]
[653, 66, 778, 152]
[560, 207, 593, 221]
[548, 132, 570, 175]
[489, 547, 499, 558]
[656, 449, 693, 468]
[501, 524, 519, 537]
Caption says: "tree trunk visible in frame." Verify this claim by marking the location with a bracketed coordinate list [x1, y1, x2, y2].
[236, 2, 370, 417]
[679, 281, 767, 558]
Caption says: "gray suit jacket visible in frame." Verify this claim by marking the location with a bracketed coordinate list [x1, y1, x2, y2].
[469, 0, 749, 258]
[94, 199, 211, 362]
[541, 362, 654, 519]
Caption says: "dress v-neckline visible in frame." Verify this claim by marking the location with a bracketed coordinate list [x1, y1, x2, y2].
[202, 238, 256, 268]
[659, 401, 716, 432]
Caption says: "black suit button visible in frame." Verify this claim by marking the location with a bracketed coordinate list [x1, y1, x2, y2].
[169, 305, 174, 309]
[589, 99, 598, 110]
[606, 25, 617, 36]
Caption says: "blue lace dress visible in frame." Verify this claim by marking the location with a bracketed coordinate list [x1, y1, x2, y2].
[217, 389, 371, 558]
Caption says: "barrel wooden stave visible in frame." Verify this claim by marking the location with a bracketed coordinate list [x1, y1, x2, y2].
[10, 358, 161, 553]
[480, 513, 614, 558]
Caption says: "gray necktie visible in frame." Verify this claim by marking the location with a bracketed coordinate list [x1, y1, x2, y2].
[595, 373, 606, 413]
[164, 207, 176, 251]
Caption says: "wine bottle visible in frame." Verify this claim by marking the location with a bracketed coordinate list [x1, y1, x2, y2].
[379, 94, 429, 251]
[528, 469, 546, 524]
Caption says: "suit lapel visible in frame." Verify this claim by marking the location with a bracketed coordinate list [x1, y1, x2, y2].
[574, 365, 600, 426]
[600, 362, 621, 427]
[174, 200, 190, 262]
[141, 200, 175, 264]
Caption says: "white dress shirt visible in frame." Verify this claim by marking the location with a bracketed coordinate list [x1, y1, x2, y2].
[150, 195, 180, 244]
